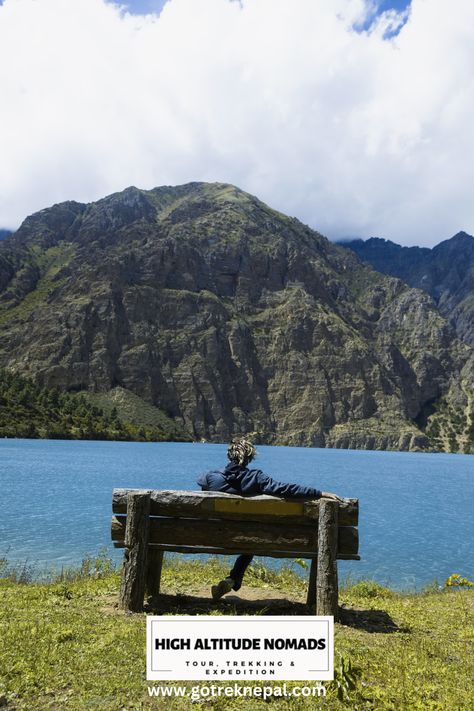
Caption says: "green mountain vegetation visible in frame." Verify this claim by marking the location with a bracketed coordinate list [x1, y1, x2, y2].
[424, 395, 474, 454]
[0, 370, 190, 442]
[0, 182, 473, 452]
[81, 386, 188, 434]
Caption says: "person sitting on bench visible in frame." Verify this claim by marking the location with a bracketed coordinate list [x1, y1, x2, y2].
[197, 437, 342, 600]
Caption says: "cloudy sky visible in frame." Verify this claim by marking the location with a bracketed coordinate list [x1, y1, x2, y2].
[0, 0, 472, 246]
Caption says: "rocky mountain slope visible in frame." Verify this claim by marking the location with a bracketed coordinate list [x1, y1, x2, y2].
[341, 233, 474, 345]
[0, 183, 472, 451]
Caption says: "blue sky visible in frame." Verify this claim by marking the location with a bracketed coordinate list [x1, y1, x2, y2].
[377, 0, 410, 12]
[117, 0, 168, 14]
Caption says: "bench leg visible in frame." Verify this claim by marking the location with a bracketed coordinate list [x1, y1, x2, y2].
[146, 549, 164, 599]
[306, 558, 317, 609]
[316, 500, 339, 620]
[119, 492, 150, 612]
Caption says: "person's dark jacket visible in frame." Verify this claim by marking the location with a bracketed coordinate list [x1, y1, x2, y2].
[197, 463, 321, 499]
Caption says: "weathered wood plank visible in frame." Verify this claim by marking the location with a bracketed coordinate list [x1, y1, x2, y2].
[113, 515, 315, 553]
[112, 489, 358, 526]
[306, 558, 317, 607]
[316, 500, 339, 619]
[339, 526, 358, 555]
[111, 515, 358, 555]
[119, 492, 150, 612]
[112, 540, 360, 560]
[146, 548, 164, 598]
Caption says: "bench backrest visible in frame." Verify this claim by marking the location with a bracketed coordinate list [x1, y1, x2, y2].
[111, 489, 359, 560]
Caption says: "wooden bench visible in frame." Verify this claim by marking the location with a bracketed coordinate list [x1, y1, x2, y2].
[111, 489, 359, 618]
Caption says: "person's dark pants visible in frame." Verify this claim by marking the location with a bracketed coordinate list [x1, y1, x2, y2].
[229, 555, 254, 590]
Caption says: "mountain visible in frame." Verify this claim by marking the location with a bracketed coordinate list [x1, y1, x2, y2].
[0, 229, 12, 241]
[0, 182, 473, 452]
[341, 233, 474, 344]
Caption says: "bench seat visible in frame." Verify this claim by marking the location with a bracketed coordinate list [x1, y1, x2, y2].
[111, 488, 360, 617]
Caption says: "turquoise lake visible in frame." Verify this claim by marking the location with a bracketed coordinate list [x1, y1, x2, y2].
[1, 438, 472, 589]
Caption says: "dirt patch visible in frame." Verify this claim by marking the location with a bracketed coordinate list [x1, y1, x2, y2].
[194, 584, 304, 603]
[101, 584, 307, 617]
[143, 584, 307, 615]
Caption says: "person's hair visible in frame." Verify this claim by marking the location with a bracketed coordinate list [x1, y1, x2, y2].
[227, 437, 256, 466]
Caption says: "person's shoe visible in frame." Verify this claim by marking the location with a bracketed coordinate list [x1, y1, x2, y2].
[211, 577, 234, 600]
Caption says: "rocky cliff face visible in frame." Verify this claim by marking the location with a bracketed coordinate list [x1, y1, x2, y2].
[341, 233, 474, 345]
[0, 183, 472, 451]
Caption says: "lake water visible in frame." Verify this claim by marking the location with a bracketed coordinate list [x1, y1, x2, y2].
[0, 439, 472, 589]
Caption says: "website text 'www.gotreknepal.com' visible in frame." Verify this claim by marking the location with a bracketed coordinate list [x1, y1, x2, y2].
[147, 683, 327, 701]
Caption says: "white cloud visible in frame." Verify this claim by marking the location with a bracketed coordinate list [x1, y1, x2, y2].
[0, 0, 473, 246]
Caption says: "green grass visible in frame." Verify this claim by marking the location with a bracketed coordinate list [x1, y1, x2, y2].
[0, 556, 472, 710]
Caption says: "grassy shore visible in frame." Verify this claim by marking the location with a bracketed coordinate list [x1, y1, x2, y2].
[0, 556, 473, 710]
